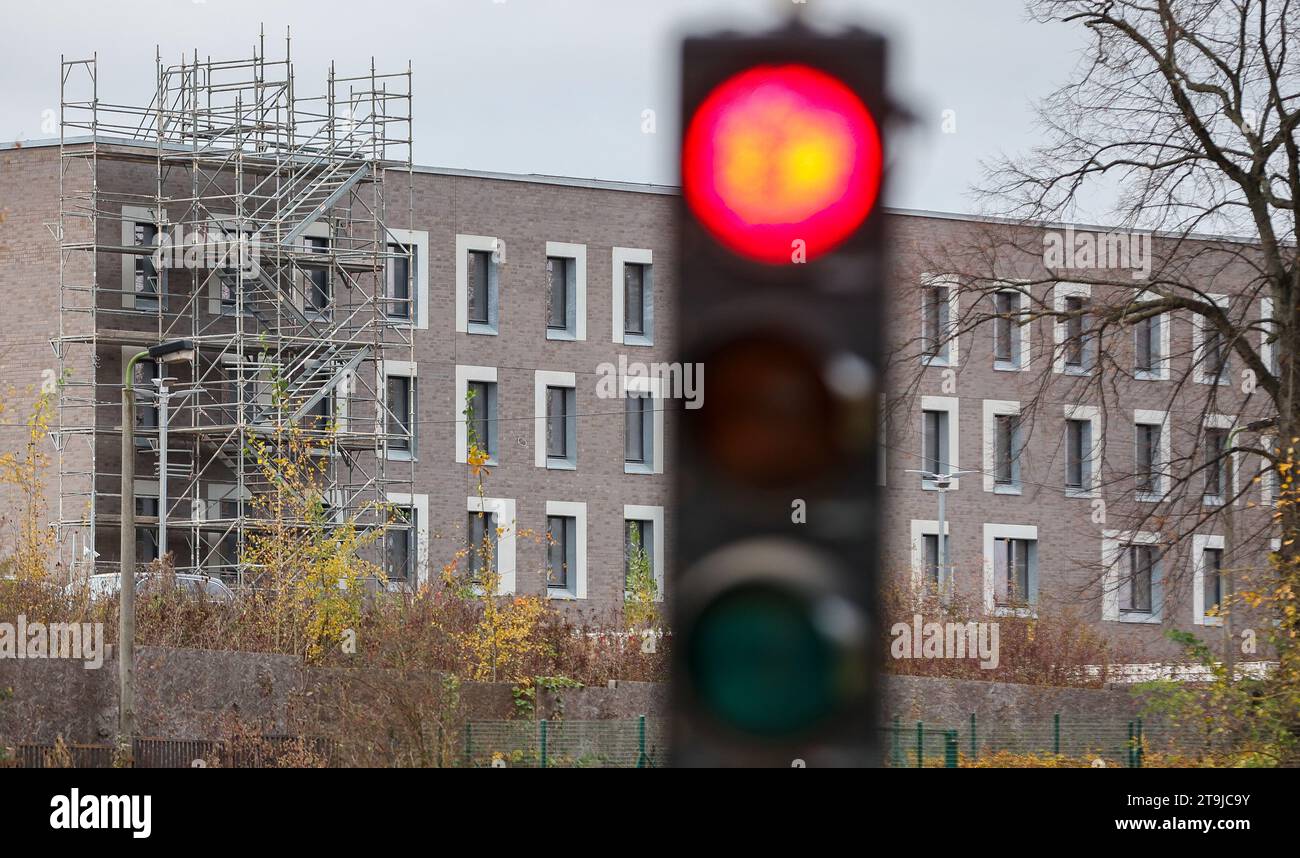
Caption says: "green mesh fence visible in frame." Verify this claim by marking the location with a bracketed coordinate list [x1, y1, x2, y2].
[462, 716, 664, 768]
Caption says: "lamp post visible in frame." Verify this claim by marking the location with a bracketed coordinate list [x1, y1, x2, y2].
[905, 468, 972, 593]
[120, 339, 194, 749]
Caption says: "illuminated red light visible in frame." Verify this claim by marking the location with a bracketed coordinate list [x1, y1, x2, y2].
[682, 64, 882, 265]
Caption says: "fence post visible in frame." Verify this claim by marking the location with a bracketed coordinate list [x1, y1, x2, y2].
[969, 713, 977, 758]
[915, 721, 924, 768]
[1126, 721, 1134, 768]
[891, 716, 902, 767]
[636, 715, 647, 769]
[1053, 713, 1061, 755]
[464, 723, 473, 768]
[539, 720, 548, 769]
[1135, 718, 1144, 768]
[944, 730, 958, 768]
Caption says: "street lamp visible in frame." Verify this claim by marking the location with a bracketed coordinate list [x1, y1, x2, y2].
[119, 338, 193, 750]
[905, 468, 973, 593]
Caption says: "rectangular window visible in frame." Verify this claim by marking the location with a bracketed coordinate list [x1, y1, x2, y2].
[387, 374, 416, 456]
[922, 533, 951, 588]
[1203, 547, 1223, 614]
[994, 414, 1020, 486]
[546, 515, 576, 590]
[467, 249, 491, 325]
[1135, 314, 1160, 374]
[135, 496, 160, 565]
[466, 511, 498, 582]
[1136, 422, 1161, 494]
[134, 223, 160, 310]
[466, 380, 496, 459]
[922, 409, 949, 475]
[1064, 295, 1087, 369]
[922, 283, 950, 360]
[546, 385, 575, 461]
[386, 506, 415, 582]
[1123, 544, 1155, 614]
[304, 236, 330, 315]
[1204, 427, 1228, 502]
[625, 519, 653, 594]
[1066, 418, 1090, 490]
[624, 263, 647, 336]
[386, 242, 414, 320]
[993, 291, 1018, 365]
[547, 256, 570, 331]
[1203, 324, 1226, 382]
[993, 537, 1034, 607]
[625, 391, 650, 464]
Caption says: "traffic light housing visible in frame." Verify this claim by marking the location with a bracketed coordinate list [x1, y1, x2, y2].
[672, 21, 890, 767]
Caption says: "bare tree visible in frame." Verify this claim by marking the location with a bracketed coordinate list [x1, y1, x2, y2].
[892, 0, 1299, 644]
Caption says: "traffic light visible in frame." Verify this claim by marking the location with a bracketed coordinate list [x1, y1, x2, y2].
[672, 21, 890, 767]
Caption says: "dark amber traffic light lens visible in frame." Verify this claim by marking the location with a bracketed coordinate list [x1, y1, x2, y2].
[695, 335, 839, 489]
[682, 63, 882, 265]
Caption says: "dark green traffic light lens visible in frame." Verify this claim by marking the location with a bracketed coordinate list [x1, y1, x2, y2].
[686, 584, 850, 738]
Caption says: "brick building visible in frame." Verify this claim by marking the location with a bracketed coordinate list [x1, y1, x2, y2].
[0, 127, 1277, 658]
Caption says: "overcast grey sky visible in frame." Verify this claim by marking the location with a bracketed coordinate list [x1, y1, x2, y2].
[0, 0, 1087, 216]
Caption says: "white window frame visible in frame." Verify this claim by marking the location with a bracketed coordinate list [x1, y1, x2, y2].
[1261, 297, 1279, 377]
[1053, 281, 1092, 375]
[982, 399, 1022, 494]
[455, 364, 499, 465]
[467, 495, 517, 595]
[909, 519, 952, 593]
[624, 504, 665, 601]
[920, 395, 960, 490]
[1202, 413, 1240, 508]
[1134, 408, 1171, 502]
[1063, 404, 1101, 498]
[534, 369, 577, 469]
[380, 359, 417, 462]
[544, 241, 587, 341]
[982, 523, 1038, 617]
[456, 233, 502, 335]
[385, 227, 430, 330]
[1261, 434, 1278, 507]
[612, 246, 654, 346]
[1192, 533, 1226, 626]
[544, 500, 588, 600]
[1132, 290, 1171, 381]
[121, 204, 167, 311]
[1100, 530, 1164, 623]
[623, 373, 664, 475]
[387, 492, 429, 586]
[919, 273, 960, 367]
[991, 281, 1031, 371]
[1192, 293, 1230, 385]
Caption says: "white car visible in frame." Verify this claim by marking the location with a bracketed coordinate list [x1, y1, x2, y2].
[74, 572, 236, 604]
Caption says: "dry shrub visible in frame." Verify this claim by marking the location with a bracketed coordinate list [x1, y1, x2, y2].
[882, 582, 1136, 687]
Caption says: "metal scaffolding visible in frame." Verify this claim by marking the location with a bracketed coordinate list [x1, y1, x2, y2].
[56, 31, 415, 584]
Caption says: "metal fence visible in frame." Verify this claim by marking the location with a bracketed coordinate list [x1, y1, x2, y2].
[462, 716, 664, 768]
[883, 714, 1215, 767]
[3, 736, 338, 769]
[1, 716, 1217, 768]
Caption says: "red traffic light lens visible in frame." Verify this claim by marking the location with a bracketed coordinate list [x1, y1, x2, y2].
[683, 63, 882, 265]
